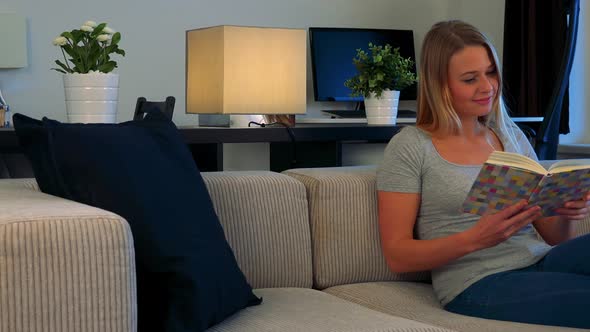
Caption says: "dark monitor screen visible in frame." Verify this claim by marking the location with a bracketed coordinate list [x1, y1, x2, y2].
[309, 27, 417, 102]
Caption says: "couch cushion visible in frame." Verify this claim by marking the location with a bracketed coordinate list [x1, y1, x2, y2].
[283, 166, 429, 289]
[207, 287, 455, 332]
[13, 113, 261, 332]
[203, 171, 313, 288]
[325, 282, 587, 332]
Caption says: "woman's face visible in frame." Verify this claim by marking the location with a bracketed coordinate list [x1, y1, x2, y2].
[447, 45, 498, 119]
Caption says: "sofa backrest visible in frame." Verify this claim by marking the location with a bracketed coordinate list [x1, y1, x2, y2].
[202, 171, 313, 289]
[283, 166, 430, 290]
[284, 165, 590, 290]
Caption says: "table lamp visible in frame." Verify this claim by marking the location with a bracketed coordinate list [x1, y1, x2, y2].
[186, 25, 306, 127]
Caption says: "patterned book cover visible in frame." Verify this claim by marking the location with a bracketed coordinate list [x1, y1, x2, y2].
[463, 164, 590, 216]
[529, 168, 590, 216]
[462, 164, 543, 216]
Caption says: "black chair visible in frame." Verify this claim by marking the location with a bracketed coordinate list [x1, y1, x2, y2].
[535, 0, 580, 160]
[133, 96, 176, 121]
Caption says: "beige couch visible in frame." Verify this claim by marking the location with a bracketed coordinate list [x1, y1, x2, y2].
[1, 167, 588, 332]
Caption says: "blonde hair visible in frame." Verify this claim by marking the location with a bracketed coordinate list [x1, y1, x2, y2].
[416, 20, 521, 150]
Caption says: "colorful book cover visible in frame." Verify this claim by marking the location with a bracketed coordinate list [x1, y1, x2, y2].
[529, 168, 590, 216]
[462, 164, 590, 216]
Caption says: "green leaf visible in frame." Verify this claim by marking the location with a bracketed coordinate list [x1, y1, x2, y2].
[111, 32, 121, 45]
[97, 61, 116, 73]
[54, 60, 71, 72]
[71, 30, 85, 44]
[61, 44, 75, 57]
[92, 23, 107, 37]
[61, 31, 74, 41]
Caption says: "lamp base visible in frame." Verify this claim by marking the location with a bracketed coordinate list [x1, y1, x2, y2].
[198, 114, 265, 127]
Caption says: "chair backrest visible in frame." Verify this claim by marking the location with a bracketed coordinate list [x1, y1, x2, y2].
[535, 0, 580, 159]
[133, 96, 176, 121]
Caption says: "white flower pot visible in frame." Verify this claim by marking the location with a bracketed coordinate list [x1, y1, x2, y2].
[63, 73, 119, 123]
[363, 90, 400, 125]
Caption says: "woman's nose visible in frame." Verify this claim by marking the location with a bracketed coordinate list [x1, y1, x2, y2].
[479, 76, 494, 92]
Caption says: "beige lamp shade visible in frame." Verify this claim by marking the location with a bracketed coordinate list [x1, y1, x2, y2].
[186, 25, 306, 115]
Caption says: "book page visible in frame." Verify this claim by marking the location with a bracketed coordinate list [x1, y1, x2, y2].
[529, 168, 590, 216]
[486, 151, 547, 175]
[547, 159, 590, 174]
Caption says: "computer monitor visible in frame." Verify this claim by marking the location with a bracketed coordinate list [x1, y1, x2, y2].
[309, 27, 417, 102]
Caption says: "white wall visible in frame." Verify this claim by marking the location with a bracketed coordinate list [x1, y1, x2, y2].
[562, 0, 590, 144]
[0, 0, 506, 170]
[447, 0, 505, 58]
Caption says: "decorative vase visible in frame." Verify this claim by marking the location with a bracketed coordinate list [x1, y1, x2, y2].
[63, 73, 119, 123]
[363, 90, 400, 125]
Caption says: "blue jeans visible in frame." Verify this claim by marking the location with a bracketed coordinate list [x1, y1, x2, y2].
[445, 233, 590, 328]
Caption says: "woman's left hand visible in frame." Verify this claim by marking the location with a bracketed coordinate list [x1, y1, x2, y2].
[554, 193, 590, 221]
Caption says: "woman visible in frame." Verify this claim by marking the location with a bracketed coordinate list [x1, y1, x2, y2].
[377, 20, 590, 328]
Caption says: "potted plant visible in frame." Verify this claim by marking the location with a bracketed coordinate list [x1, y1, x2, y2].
[344, 43, 417, 125]
[52, 20, 125, 123]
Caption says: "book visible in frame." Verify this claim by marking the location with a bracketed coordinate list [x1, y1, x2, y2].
[462, 151, 590, 216]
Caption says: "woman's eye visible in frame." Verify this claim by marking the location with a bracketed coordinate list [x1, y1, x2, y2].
[463, 78, 476, 83]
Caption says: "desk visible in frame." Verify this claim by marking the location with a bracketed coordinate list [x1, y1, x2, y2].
[0, 117, 544, 173]
[166, 124, 408, 171]
[0, 124, 404, 172]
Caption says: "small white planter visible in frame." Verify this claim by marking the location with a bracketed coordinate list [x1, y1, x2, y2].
[63, 73, 119, 123]
[364, 90, 400, 125]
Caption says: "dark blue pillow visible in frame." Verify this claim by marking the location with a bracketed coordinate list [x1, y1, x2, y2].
[13, 113, 261, 332]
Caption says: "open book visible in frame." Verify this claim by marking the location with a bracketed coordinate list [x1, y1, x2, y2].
[462, 151, 590, 216]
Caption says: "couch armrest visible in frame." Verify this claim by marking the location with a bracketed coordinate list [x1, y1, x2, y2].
[0, 179, 137, 332]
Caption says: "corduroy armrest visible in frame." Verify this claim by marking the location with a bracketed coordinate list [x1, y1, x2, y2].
[0, 179, 137, 332]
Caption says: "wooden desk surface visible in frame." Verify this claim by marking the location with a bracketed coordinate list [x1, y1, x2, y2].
[0, 116, 543, 149]
[0, 123, 405, 149]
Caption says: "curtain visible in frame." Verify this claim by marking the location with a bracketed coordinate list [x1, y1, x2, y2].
[502, 0, 573, 134]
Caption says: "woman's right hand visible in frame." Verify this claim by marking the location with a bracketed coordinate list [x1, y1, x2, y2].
[464, 200, 542, 251]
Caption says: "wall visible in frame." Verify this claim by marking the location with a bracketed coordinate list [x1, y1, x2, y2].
[446, 0, 505, 58]
[0, 0, 505, 170]
[562, 0, 590, 145]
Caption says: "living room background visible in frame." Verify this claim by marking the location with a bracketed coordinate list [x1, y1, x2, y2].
[0, 0, 510, 170]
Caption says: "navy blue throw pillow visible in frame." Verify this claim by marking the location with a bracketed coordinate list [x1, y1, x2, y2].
[13, 113, 261, 332]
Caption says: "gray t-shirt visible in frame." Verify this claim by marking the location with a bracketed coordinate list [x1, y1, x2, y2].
[376, 125, 551, 306]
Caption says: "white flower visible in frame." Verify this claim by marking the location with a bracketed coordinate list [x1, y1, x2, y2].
[96, 34, 110, 42]
[83, 20, 97, 28]
[80, 25, 93, 32]
[102, 26, 115, 34]
[52, 36, 68, 46]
